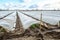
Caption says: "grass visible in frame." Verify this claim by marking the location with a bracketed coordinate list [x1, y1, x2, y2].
[30, 23, 40, 29]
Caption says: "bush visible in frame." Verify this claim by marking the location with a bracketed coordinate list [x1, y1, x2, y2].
[30, 23, 40, 29]
[0, 26, 7, 32]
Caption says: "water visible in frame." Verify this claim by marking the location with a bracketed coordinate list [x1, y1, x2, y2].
[0, 10, 60, 31]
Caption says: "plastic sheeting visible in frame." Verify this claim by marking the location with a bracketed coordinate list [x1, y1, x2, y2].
[0, 10, 60, 31]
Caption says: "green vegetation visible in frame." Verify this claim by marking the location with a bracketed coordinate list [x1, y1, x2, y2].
[0, 26, 7, 32]
[30, 23, 40, 29]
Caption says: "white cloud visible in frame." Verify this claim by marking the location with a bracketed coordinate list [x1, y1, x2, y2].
[0, 2, 26, 10]
[0, 0, 60, 10]
[24, 0, 32, 3]
[37, 0, 60, 10]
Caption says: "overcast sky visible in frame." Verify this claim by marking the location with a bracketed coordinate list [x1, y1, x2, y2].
[0, 0, 60, 10]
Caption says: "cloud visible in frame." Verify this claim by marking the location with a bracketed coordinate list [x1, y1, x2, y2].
[29, 4, 38, 8]
[0, 0, 24, 3]
[0, 0, 60, 10]
[37, 0, 60, 10]
[0, 0, 32, 10]
[0, 2, 26, 10]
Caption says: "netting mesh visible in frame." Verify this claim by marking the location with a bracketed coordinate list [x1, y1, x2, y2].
[0, 10, 60, 31]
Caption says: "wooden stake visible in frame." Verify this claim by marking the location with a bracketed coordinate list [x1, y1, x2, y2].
[58, 21, 60, 27]
[40, 13, 42, 30]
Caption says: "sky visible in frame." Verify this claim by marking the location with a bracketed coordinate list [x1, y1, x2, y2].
[0, 0, 60, 10]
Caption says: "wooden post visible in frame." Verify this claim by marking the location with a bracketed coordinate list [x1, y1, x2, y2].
[39, 13, 44, 40]
[40, 13, 42, 30]
[58, 21, 60, 27]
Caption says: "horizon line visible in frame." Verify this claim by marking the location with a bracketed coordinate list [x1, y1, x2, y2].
[0, 9, 60, 11]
